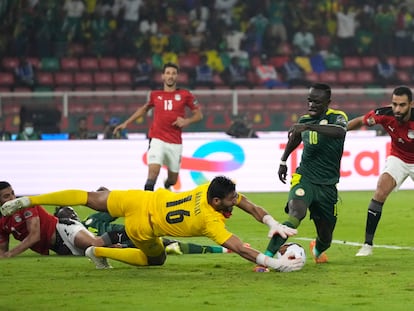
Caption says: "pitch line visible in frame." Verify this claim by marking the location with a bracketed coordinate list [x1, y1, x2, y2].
[295, 237, 414, 251]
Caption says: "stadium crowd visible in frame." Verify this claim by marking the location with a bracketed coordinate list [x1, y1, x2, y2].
[1, 0, 414, 90]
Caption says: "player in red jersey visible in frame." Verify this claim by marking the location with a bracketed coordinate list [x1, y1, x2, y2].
[348, 85, 414, 256]
[0, 181, 108, 259]
[113, 62, 203, 191]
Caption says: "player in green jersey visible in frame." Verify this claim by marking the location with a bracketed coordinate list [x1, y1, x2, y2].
[258, 83, 348, 268]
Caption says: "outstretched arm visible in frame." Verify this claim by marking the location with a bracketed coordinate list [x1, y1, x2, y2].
[236, 195, 297, 239]
[222, 235, 304, 272]
[347, 116, 365, 131]
[113, 103, 151, 134]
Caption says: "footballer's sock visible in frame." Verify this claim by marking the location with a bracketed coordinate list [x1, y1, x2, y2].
[29, 190, 88, 206]
[264, 219, 298, 257]
[94, 247, 149, 265]
[180, 242, 225, 254]
[144, 179, 155, 191]
[364, 199, 383, 245]
[313, 238, 330, 256]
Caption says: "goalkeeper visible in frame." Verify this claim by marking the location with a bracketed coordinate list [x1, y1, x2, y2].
[54, 205, 231, 255]
[1, 175, 303, 272]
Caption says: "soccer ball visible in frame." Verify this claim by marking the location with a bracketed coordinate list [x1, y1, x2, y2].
[276, 242, 306, 262]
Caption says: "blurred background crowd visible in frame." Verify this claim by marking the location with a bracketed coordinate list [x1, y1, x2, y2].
[1, 0, 414, 138]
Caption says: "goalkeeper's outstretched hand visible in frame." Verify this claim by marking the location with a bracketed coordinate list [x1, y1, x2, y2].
[266, 252, 305, 272]
[263, 215, 297, 239]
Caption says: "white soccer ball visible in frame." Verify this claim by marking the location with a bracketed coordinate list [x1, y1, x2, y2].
[276, 242, 306, 262]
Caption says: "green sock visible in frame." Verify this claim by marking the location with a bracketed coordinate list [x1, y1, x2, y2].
[179, 243, 222, 254]
[264, 218, 299, 257]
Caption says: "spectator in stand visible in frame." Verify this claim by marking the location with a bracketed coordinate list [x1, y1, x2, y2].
[189, 0, 210, 34]
[15, 121, 41, 141]
[149, 31, 169, 56]
[119, 0, 143, 33]
[266, 0, 287, 46]
[247, 11, 269, 57]
[190, 54, 215, 89]
[103, 117, 127, 139]
[224, 24, 247, 60]
[70, 116, 97, 140]
[373, 4, 396, 57]
[0, 118, 12, 141]
[138, 6, 158, 36]
[282, 54, 311, 89]
[132, 58, 155, 89]
[355, 7, 375, 56]
[255, 54, 286, 89]
[335, 3, 359, 57]
[14, 57, 36, 89]
[394, 5, 411, 57]
[292, 23, 315, 56]
[221, 56, 253, 89]
[214, 0, 238, 26]
[168, 24, 187, 55]
[61, 0, 86, 42]
[374, 54, 402, 88]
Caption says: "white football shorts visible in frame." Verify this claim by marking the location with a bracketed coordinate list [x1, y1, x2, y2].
[383, 155, 414, 191]
[56, 220, 95, 256]
[147, 138, 182, 173]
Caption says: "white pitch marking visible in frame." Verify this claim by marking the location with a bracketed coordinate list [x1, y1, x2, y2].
[295, 237, 414, 251]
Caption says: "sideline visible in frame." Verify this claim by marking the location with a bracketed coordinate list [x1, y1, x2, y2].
[295, 237, 414, 251]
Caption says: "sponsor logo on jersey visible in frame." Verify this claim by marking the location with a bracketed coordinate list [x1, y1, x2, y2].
[14, 215, 22, 222]
[320, 119, 328, 125]
[295, 188, 305, 196]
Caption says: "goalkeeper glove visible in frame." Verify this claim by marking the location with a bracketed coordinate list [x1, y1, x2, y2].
[262, 215, 297, 239]
[256, 253, 304, 272]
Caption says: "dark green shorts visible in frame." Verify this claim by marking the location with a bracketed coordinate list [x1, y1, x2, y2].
[288, 173, 338, 223]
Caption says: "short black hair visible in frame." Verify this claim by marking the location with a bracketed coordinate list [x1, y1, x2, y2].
[207, 176, 236, 202]
[0, 181, 11, 191]
[162, 62, 179, 73]
[393, 85, 412, 103]
[311, 83, 331, 99]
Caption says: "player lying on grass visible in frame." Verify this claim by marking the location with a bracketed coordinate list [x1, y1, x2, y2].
[1, 176, 304, 272]
[55, 205, 234, 255]
[0, 181, 108, 258]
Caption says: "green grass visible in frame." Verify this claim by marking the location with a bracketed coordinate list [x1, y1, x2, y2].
[1, 191, 413, 311]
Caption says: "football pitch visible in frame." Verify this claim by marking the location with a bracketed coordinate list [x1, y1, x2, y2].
[1, 190, 413, 311]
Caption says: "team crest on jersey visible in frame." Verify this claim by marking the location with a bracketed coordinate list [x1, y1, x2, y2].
[175, 94, 181, 101]
[408, 130, 414, 139]
[23, 210, 33, 218]
[295, 188, 305, 196]
[14, 215, 22, 222]
[367, 117, 376, 126]
[319, 119, 328, 125]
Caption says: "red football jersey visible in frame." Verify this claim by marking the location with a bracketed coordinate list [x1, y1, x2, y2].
[363, 107, 414, 163]
[0, 206, 57, 255]
[147, 89, 199, 144]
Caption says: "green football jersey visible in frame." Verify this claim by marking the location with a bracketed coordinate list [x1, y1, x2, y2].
[296, 108, 348, 184]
